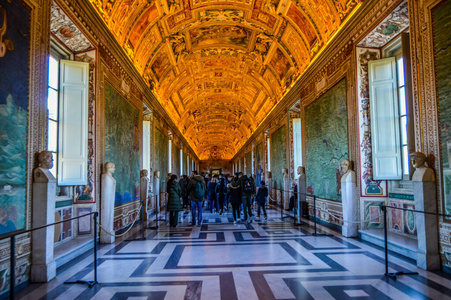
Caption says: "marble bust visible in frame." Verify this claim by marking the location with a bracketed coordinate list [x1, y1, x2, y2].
[297, 166, 305, 178]
[154, 170, 160, 179]
[410, 152, 435, 182]
[282, 168, 289, 179]
[340, 159, 356, 183]
[34, 151, 55, 182]
[38, 151, 53, 169]
[140, 169, 149, 178]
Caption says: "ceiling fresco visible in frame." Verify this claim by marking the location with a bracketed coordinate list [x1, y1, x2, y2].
[88, 0, 362, 160]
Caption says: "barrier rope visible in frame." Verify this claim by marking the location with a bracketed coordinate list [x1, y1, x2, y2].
[329, 213, 382, 224]
[268, 195, 381, 224]
[98, 204, 142, 237]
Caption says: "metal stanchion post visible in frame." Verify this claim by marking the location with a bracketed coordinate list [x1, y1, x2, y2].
[310, 195, 331, 236]
[313, 195, 317, 235]
[383, 206, 388, 276]
[93, 212, 98, 285]
[383, 205, 418, 280]
[10, 235, 15, 300]
[65, 212, 98, 287]
[141, 199, 145, 240]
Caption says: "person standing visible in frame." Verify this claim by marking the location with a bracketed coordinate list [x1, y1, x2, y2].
[228, 177, 242, 224]
[232, 172, 256, 223]
[216, 177, 227, 215]
[167, 174, 182, 227]
[179, 175, 188, 208]
[186, 170, 206, 226]
[207, 176, 218, 213]
[255, 181, 269, 220]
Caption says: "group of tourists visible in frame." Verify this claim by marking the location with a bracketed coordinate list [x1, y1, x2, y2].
[165, 171, 269, 227]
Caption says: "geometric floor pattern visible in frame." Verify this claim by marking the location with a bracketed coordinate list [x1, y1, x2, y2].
[17, 207, 451, 299]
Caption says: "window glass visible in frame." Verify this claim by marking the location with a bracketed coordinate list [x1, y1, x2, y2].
[48, 56, 59, 90]
[400, 116, 407, 145]
[399, 87, 406, 115]
[50, 152, 57, 178]
[402, 146, 409, 175]
[48, 120, 58, 152]
[48, 88, 58, 120]
[397, 57, 405, 86]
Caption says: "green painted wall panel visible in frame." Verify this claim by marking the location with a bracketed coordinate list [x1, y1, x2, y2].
[271, 126, 287, 190]
[105, 82, 140, 205]
[305, 78, 348, 201]
[434, 0, 451, 218]
[155, 129, 168, 192]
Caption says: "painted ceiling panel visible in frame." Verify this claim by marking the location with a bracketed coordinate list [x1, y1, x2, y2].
[88, 0, 362, 160]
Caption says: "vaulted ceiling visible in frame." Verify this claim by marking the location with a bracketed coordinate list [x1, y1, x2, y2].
[88, 0, 362, 160]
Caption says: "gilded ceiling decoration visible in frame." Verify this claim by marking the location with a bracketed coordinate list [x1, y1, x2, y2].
[358, 1, 409, 48]
[51, 1, 93, 52]
[88, 0, 362, 160]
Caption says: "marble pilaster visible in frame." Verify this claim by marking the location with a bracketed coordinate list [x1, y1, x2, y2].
[31, 167, 57, 282]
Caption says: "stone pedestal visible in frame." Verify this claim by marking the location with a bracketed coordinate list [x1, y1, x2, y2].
[154, 178, 160, 213]
[413, 181, 440, 270]
[31, 168, 57, 282]
[283, 176, 290, 209]
[341, 176, 358, 237]
[140, 173, 149, 221]
[298, 176, 306, 217]
[100, 171, 116, 244]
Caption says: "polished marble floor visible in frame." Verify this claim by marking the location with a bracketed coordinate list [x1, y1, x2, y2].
[17, 206, 451, 299]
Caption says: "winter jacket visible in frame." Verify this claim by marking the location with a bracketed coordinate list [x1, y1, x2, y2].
[228, 183, 242, 204]
[215, 181, 226, 201]
[179, 177, 188, 197]
[232, 175, 256, 198]
[207, 180, 217, 201]
[255, 186, 268, 204]
[186, 175, 206, 202]
[167, 181, 183, 211]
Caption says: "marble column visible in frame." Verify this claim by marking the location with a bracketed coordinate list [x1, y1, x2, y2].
[410, 152, 440, 270]
[100, 162, 116, 244]
[31, 151, 57, 282]
[340, 159, 358, 237]
[297, 167, 306, 217]
[140, 169, 149, 221]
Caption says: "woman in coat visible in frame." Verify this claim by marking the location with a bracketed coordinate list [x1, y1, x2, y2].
[207, 176, 218, 213]
[215, 177, 227, 215]
[227, 177, 242, 224]
[167, 174, 183, 227]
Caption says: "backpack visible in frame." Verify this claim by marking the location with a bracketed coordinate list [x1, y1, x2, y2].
[243, 178, 253, 193]
[194, 180, 205, 199]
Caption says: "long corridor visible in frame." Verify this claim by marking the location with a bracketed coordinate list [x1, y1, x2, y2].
[17, 207, 451, 300]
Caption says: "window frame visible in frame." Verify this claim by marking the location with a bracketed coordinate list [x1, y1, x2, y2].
[47, 44, 71, 178]
[382, 35, 415, 193]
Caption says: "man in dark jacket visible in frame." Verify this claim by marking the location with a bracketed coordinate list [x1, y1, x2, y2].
[186, 171, 206, 226]
[179, 175, 188, 208]
[231, 172, 256, 223]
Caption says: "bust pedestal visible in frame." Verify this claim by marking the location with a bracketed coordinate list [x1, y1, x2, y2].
[154, 177, 160, 213]
[283, 176, 290, 210]
[298, 176, 306, 217]
[140, 174, 149, 221]
[413, 181, 440, 270]
[100, 173, 116, 244]
[31, 168, 57, 282]
[341, 171, 358, 237]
